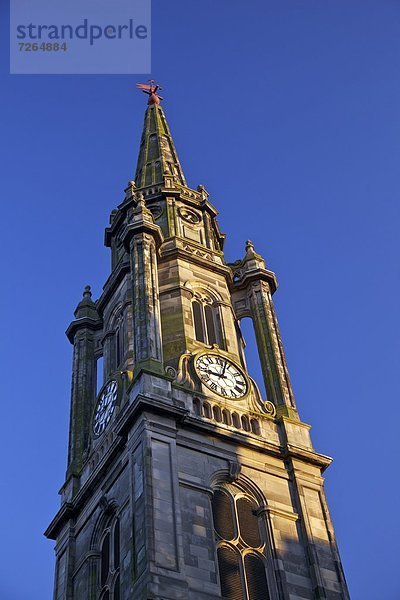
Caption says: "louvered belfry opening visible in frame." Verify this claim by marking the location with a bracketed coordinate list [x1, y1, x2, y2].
[212, 490, 235, 540]
[99, 517, 121, 599]
[245, 554, 270, 600]
[212, 484, 270, 600]
[217, 547, 245, 600]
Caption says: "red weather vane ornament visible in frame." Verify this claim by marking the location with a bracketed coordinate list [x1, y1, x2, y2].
[136, 80, 163, 105]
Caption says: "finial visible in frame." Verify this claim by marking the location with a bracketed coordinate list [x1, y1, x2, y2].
[137, 191, 145, 207]
[83, 285, 92, 299]
[136, 80, 164, 105]
[125, 180, 136, 199]
[197, 184, 209, 201]
[133, 191, 148, 215]
[245, 240, 255, 252]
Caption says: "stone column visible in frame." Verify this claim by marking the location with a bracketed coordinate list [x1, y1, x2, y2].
[130, 232, 163, 369]
[249, 279, 296, 415]
[123, 194, 164, 376]
[230, 241, 297, 418]
[66, 286, 102, 480]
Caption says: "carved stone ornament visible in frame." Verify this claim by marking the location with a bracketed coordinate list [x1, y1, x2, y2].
[193, 290, 214, 304]
[261, 400, 276, 417]
[183, 243, 212, 261]
[165, 365, 177, 380]
[227, 460, 241, 482]
[149, 204, 163, 220]
[176, 352, 196, 391]
[178, 206, 201, 224]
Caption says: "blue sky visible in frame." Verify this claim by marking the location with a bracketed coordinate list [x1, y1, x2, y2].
[1, 1, 400, 598]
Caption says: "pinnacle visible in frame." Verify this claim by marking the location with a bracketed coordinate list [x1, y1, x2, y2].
[74, 284, 99, 320]
[132, 191, 154, 222]
[83, 285, 92, 299]
[245, 240, 255, 252]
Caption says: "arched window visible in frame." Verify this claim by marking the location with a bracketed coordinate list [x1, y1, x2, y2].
[96, 355, 104, 395]
[99, 517, 120, 599]
[115, 326, 121, 368]
[205, 305, 217, 345]
[193, 300, 206, 343]
[110, 311, 124, 373]
[115, 313, 124, 370]
[211, 484, 271, 600]
[191, 295, 224, 348]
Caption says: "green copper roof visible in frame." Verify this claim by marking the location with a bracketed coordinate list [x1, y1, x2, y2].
[134, 104, 187, 188]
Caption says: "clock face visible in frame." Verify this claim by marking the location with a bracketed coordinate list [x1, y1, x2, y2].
[93, 380, 117, 437]
[195, 354, 248, 399]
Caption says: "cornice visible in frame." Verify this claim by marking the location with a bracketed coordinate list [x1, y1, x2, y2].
[45, 389, 331, 540]
[229, 267, 278, 294]
[120, 219, 164, 252]
[65, 316, 103, 344]
[159, 238, 232, 278]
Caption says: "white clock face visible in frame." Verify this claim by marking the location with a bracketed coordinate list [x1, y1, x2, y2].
[195, 354, 248, 399]
[93, 380, 117, 437]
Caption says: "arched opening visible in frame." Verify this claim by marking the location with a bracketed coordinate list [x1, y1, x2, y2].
[211, 482, 273, 600]
[97, 515, 120, 599]
[217, 546, 244, 600]
[100, 533, 110, 587]
[191, 293, 225, 349]
[203, 402, 212, 419]
[250, 419, 261, 436]
[192, 300, 206, 343]
[241, 415, 250, 432]
[244, 554, 270, 600]
[239, 317, 266, 399]
[212, 490, 235, 541]
[232, 412, 240, 429]
[213, 405, 222, 422]
[237, 498, 261, 547]
[222, 409, 232, 426]
[115, 327, 121, 368]
[205, 305, 217, 345]
[193, 398, 201, 416]
[96, 356, 104, 395]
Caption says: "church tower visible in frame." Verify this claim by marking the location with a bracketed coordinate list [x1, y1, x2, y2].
[46, 83, 349, 600]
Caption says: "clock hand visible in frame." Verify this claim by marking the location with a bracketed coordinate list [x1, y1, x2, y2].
[207, 368, 227, 378]
[207, 368, 222, 376]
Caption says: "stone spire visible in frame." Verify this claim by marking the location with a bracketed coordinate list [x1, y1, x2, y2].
[134, 85, 187, 188]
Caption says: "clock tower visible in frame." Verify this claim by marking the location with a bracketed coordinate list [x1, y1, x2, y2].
[46, 83, 349, 600]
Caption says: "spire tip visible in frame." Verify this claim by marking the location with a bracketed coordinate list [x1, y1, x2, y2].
[136, 79, 163, 105]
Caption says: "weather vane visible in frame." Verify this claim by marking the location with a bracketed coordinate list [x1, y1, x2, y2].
[136, 79, 163, 105]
